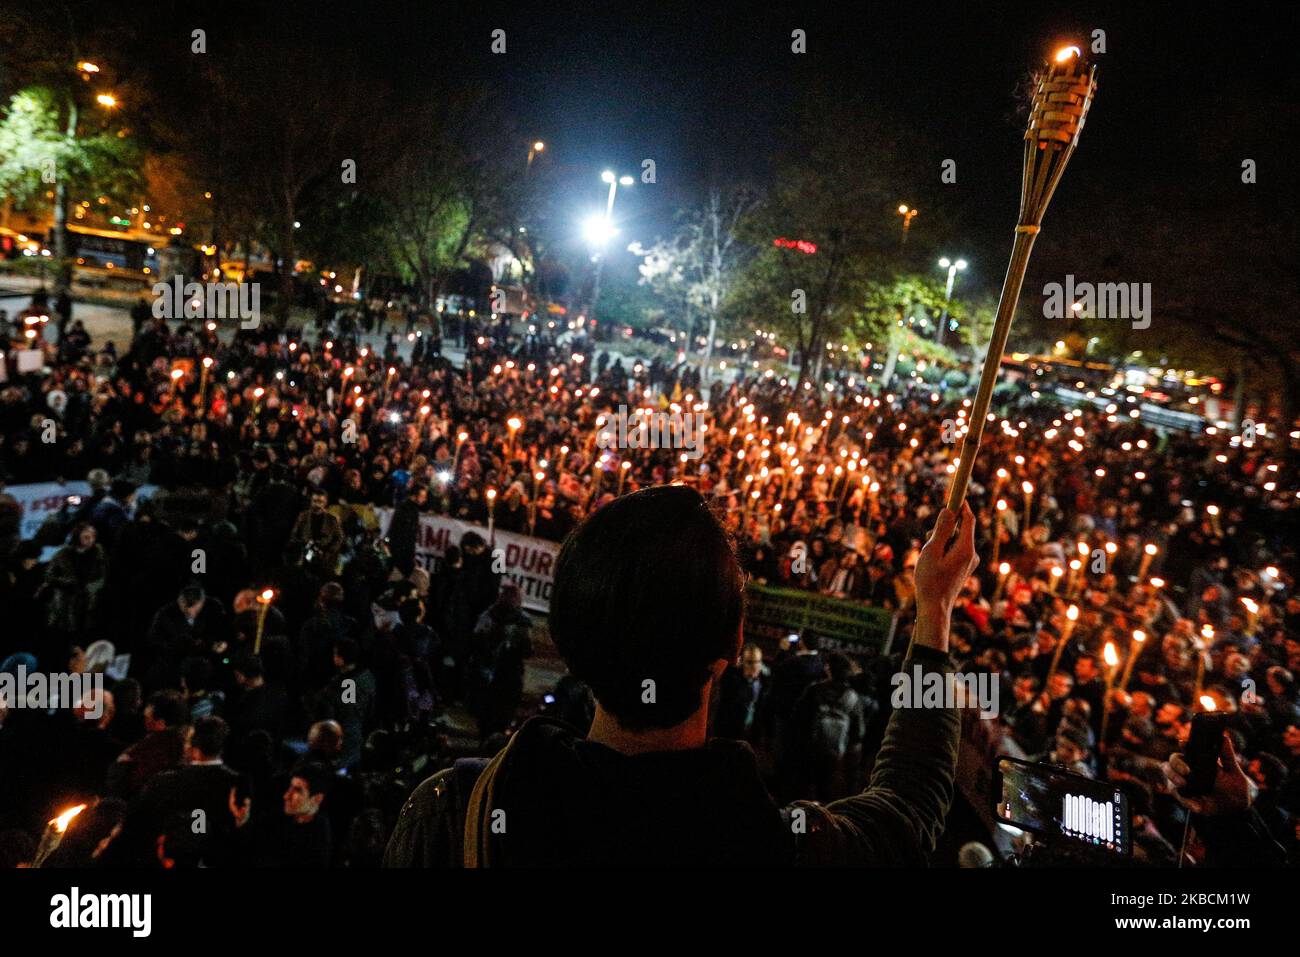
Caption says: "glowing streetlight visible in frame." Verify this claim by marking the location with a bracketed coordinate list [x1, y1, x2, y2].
[587, 169, 634, 325]
[936, 256, 968, 345]
[897, 204, 918, 244]
[583, 213, 618, 247]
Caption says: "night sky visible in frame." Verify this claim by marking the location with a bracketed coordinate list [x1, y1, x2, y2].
[17, 0, 1299, 303]
[422, 0, 1297, 299]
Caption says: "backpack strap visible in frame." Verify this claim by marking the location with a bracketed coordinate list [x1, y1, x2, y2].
[461, 731, 520, 868]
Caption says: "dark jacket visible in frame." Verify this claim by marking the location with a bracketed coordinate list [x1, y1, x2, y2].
[382, 645, 959, 867]
[106, 726, 188, 801]
[714, 665, 771, 741]
[289, 508, 344, 576]
[42, 543, 107, 634]
[124, 761, 245, 866]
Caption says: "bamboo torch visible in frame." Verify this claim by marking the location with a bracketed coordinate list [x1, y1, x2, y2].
[946, 45, 1097, 510]
[1120, 628, 1146, 691]
[1100, 639, 1121, 743]
[34, 803, 87, 866]
[254, 588, 275, 655]
[1045, 603, 1079, 684]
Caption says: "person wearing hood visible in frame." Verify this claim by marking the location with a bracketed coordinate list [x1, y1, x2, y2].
[384, 485, 976, 867]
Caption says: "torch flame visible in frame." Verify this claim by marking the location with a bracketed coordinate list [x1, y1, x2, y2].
[1054, 45, 1082, 63]
[51, 804, 87, 833]
[1199, 695, 1217, 712]
[1066, 604, 1079, 621]
[1103, 642, 1119, 667]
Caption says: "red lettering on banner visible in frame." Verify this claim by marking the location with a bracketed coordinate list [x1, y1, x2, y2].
[417, 524, 450, 552]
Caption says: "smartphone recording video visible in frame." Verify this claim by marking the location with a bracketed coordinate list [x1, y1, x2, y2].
[996, 757, 1131, 858]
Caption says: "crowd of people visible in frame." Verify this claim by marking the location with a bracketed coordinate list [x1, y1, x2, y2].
[0, 288, 1296, 867]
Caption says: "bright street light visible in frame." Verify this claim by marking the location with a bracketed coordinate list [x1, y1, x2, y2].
[583, 213, 617, 247]
[936, 256, 968, 345]
[95, 93, 118, 108]
[588, 169, 634, 326]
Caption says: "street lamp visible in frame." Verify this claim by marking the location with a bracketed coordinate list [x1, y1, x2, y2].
[53, 60, 120, 298]
[588, 170, 634, 326]
[936, 257, 967, 345]
[527, 140, 545, 169]
[897, 204, 918, 245]
[601, 169, 634, 217]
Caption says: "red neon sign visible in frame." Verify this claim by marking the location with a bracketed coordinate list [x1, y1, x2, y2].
[773, 237, 817, 254]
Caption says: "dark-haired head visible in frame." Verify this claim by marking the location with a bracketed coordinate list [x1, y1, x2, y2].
[189, 716, 229, 760]
[145, 690, 188, 729]
[550, 485, 743, 732]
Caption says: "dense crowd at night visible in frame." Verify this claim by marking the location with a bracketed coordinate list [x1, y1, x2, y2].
[0, 295, 1297, 868]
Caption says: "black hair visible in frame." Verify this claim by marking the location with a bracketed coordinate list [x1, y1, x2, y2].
[179, 583, 206, 607]
[113, 678, 142, 714]
[109, 478, 138, 500]
[826, 652, 854, 683]
[190, 715, 229, 759]
[1253, 751, 1288, 790]
[146, 690, 188, 728]
[549, 485, 743, 731]
[291, 760, 332, 796]
[319, 581, 345, 607]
